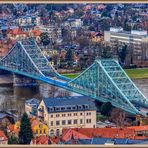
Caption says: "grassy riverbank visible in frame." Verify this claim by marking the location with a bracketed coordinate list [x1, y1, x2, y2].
[62, 68, 148, 79]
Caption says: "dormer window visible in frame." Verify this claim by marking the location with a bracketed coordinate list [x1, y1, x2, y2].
[48, 107, 54, 112]
[55, 107, 60, 111]
[61, 107, 66, 110]
[78, 105, 83, 110]
[72, 106, 77, 110]
[84, 104, 89, 109]
[67, 106, 72, 110]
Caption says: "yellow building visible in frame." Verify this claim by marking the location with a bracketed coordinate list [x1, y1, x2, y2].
[38, 96, 96, 136]
[30, 118, 48, 137]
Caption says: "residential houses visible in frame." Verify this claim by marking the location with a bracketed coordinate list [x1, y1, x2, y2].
[0, 131, 8, 145]
[25, 98, 40, 117]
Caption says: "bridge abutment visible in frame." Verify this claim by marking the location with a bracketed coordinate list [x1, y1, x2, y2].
[13, 74, 38, 87]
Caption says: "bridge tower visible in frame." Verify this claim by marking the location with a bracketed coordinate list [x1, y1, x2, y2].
[13, 74, 38, 87]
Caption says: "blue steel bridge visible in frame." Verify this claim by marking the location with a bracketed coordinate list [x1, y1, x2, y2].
[0, 39, 148, 116]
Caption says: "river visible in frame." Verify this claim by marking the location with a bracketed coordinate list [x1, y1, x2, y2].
[0, 75, 147, 117]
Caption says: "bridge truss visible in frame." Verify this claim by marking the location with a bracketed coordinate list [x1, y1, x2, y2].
[0, 39, 148, 116]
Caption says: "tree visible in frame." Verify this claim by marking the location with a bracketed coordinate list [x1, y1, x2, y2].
[8, 135, 19, 144]
[101, 43, 112, 59]
[100, 102, 112, 116]
[19, 113, 33, 144]
[117, 43, 128, 66]
[109, 108, 131, 127]
[65, 48, 73, 68]
[40, 32, 50, 46]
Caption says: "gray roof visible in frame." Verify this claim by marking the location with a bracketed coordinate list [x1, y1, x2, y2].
[43, 96, 96, 113]
[25, 98, 40, 105]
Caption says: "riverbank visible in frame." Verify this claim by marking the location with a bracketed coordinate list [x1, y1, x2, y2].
[62, 68, 148, 79]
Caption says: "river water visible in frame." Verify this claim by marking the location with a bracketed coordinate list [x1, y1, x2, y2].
[0, 75, 147, 117]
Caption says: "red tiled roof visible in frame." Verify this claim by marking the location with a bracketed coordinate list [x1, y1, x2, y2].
[0, 131, 8, 141]
[9, 28, 28, 36]
[49, 137, 60, 144]
[32, 30, 42, 37]
[62, 129, 91, 142]
[32, 135, 48, 145]
[127, 125, 148, 131]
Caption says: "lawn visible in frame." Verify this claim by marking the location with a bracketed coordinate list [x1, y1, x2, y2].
[125, 68, 148, 79]
[62, 68, 148, 79]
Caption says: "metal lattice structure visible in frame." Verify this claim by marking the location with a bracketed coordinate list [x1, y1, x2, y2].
[0, 39, 148, 116]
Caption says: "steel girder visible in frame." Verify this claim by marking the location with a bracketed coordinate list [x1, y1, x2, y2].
[0, 39, 63, 79]
[0, 39, 148, 116]
[68, 59, 148, 115]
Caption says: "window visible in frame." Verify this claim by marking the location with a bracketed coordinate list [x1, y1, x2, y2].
[61, 107, 66, 110]
[56, 114, 60, 117]
[67, 106, 72, 110]
[68, 113, 71, 116]
[39, 124, 43, 128]
[56, 129, 60, 137]
[56, 121, 60, 126]
[44, 129, 46, 134]
[74, 113, 77, 116]
[62, 114, 66, 117]
[89, 112, 91, 115]
[74, 119, 77, 124]
[80, 113, 83, 116]
[72, 106, 76, 110]
[62, 120, 66, 125]
[78, 105, 82, 109]
[68, 120, 72, 125]
[87, 112, 89, 116]
[86, 119, 91, 123]
[51, 114, 53, 118]
[80, 119, 83, 124]
[51, 121, 53, 126]
[55, 107, 60, 111]
[84, 104, 89, 109]
[50, 129, 54, 137]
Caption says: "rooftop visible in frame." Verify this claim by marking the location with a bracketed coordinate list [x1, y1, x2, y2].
[25, 98, 40, 106]
[42, 96, 96, 113]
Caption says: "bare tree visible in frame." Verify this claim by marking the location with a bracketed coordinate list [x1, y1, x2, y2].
[109, 108, 131, 127]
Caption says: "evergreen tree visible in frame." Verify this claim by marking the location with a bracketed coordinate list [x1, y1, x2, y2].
[101, 45, 112, 59]
[8, 135, 19, 144]
[117, 43, 128, 66]
[19, 113, 33, 144]
[100, 102, 113, 116]
[65, 48, 73, 68]
[40, 32, 50, 46]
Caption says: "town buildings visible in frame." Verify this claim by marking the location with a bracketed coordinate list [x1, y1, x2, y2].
[38, 96, 97, 136]
[104, 27, 148, 67]
[25, 98, 40, 117]
[0, 131, 8, 145]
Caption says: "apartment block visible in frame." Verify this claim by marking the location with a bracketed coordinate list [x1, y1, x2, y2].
[38, 96, 96, 137]
[104, 27, 148, 67]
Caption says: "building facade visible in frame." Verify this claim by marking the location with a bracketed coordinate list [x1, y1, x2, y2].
[25, 98, 40, 117]
[104, 27, 148, 67]
[38, 96, 96, 136]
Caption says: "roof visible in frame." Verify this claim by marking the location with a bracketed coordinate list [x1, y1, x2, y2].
[31, 29, 42, 36]
[43, 96, 96, 113]
[127, 125, 148, 131]
[0, 113, 7, 119]
[25, 98, 40, 106]
[62, 129, 91, 142]
[32, 135, 48, 145]
[0, 131, 8, 141]
[71, 138, 146, 145]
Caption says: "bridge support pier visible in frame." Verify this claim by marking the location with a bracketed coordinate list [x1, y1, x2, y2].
[13, 74, 38, 87]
